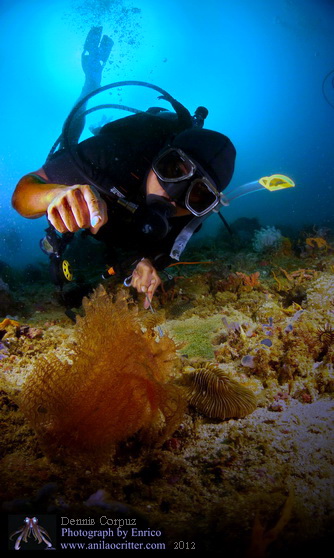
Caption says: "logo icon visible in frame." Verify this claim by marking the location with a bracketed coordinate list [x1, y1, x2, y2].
[9, 516, 54, 550]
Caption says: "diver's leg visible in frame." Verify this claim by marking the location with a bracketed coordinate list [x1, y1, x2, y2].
[81, 26, 114, 94]
[60, 27, 114, 146]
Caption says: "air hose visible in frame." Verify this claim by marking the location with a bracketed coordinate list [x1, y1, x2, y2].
[48, 81, 181, 195]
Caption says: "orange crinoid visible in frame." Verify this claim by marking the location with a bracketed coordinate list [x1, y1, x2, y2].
[19, 287, 185, 458]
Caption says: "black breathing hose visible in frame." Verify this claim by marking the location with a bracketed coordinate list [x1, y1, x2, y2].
[48, 81, 178, 195]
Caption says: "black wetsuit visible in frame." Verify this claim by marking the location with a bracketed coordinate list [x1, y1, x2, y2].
[43, 110, 194, 271]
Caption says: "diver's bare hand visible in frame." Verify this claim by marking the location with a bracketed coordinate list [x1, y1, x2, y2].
[47, 184, 108, 234]
[131, 259, 161, 309]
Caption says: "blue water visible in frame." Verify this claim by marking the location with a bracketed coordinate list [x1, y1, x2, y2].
[1, 0, 333, 268]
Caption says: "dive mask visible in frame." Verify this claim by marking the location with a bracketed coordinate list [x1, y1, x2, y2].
[152, 147, 222, 217]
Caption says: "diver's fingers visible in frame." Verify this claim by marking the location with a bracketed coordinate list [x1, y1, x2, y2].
[81, 185, 104, 231]
[142, 276, 161, 309]
[131, 259, 161, 308]
[46, 186, 86, 233]
[134, 261, 151, 289]
[46, 185, 107, 234]
[67, 185, 107, 233]
[89, 196, 108, 234]
[131, 260, 151, 291]
[66, 188, 91, 229]
[47, 207, 70, 234]
[56, 196, 82, 232]
[145, 273, 161, 309]
[147, 273, 161, 299]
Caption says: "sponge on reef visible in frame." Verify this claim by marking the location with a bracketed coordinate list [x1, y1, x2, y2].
[19, 286, 185, 457]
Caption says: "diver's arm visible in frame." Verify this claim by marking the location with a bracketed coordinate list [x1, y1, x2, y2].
[12, 171, 107, 234]
[12, 172, 66, 218]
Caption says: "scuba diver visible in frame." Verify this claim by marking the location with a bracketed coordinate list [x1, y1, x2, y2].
[12, 27, 237, 309]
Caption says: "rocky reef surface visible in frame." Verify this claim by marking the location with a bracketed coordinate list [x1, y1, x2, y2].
[1, 228, 333, 556]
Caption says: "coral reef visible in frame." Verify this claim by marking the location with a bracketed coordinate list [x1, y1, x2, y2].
[218, 271, 261, 293]
[305, 273, 334, 318]
[18, 287, 186, 459]
[0, 277, 19, 316]
[1, 223, 334, 554]
[252, 226, 283, 253]
[305, 236, 331, 252]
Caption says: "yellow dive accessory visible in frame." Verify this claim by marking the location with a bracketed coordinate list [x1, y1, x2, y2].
[258, 174, 295, 192]
[222, 174, 296, 204]
[62, 260, 73, 281]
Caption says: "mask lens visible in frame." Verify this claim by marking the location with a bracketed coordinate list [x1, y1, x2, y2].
[154, 149, 195, 181]
[187, 179, 219, 215]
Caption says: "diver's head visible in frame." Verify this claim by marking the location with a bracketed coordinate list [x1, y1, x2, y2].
[140, 128, 236, 240]
[150, 128, 236, 217]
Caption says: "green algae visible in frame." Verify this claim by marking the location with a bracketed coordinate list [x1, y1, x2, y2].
[166, 314, 223, 359]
